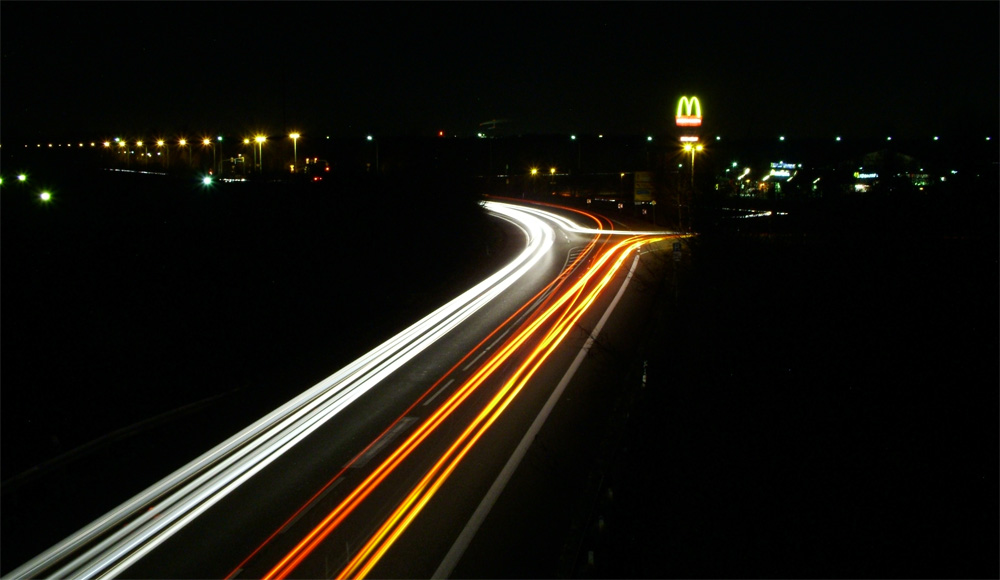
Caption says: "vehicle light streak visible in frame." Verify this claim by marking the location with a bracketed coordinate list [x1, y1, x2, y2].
[7, 198, 669, 580]
[265, 234, 663, 579]
[488, 196, 677, 237]
[228, 226, 604, 579]
[6, 202, 556, 580]
[340, 237, 660, 579]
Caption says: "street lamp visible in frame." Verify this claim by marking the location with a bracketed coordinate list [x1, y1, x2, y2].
[203, 138, 216, 173]
[367, 135, 378, 172]
[290, 133, 300, 173]
[682, 143, 704, 189]
[255, 135, 266, 173]
[217, 136, 224, 175]
[157, 140, 168, 168]
[244, 138, 255, 172]
[179, 139, 190, 165]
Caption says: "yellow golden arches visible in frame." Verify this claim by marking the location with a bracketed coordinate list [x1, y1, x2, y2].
[676, 96, 703, 127]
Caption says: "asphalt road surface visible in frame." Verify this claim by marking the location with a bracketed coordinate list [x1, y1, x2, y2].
[5, 199, 681, 579]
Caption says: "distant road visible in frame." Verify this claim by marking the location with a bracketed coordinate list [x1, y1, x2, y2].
[5, 200, 679, 579]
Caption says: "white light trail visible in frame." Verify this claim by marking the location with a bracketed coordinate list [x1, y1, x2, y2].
[502, 203, 681, 236]
[5, 202, 556, 580]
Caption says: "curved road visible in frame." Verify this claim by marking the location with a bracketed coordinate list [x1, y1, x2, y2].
[5, 199, 681, 580]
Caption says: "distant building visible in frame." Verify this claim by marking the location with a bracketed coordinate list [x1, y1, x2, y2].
[840, 149, 925, 194]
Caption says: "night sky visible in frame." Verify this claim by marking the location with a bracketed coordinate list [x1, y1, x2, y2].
[1, 2, 998, 141]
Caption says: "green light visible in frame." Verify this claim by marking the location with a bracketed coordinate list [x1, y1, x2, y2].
[202, 176, 213, 186]
[18, 174, 27, 182]
[39, 191, 51, 201]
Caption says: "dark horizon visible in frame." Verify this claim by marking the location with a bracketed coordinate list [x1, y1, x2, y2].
[2, 2, 997, 142]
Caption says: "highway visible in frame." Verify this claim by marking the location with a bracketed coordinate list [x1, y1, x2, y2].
[5, 199, 680, 579]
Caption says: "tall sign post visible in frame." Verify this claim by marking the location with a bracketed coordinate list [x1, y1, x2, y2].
[675, 96, 703, 232]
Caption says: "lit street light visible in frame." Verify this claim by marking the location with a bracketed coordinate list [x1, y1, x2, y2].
[255, 135, 266, 173]
[682, 143, 705, 189]
[203, 138, 216, 173]
[244, 138, 256, 172]
[157, 140, 168, 168]
[290, 132, 300, 173]
[367, 135, 378, 172]
[681, 143, 704, 231]
[179, 139, 190, 165]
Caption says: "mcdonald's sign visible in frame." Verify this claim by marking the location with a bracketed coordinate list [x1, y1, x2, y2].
[675, 96, 702, 127]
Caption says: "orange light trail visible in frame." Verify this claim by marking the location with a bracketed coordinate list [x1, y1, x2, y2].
[227, 212, 606, 580]
[264, 232, 664, 579]
[335, 237, 659, 579]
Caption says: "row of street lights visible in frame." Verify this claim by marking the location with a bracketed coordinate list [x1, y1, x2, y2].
[100, 133, 306, 174]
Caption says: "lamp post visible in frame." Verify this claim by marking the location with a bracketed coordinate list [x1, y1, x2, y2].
[367, 135, 378, 172]
[683, 143, 703, 189]
[217, 136, 223, 175]
[290, 133, 300, 173]
[203, 138, 215, 173]
[255, 135, 266, 174]
[681, 143, 704, 231]
[245, 138, 255, 172]
[179, 139, 190, 166]
[157, 140, 168, 168]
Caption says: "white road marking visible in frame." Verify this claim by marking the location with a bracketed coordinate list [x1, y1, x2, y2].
[423, 379, 455, 407]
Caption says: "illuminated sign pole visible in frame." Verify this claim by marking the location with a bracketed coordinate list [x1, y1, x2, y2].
[675, 96, 703, 231]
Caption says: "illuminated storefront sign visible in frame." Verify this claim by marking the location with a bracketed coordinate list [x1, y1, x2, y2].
[679, 135, 699, 142]
[771, 162, 797, 170]
[853, 172, 879, 179]
[675, 96, 702, 127]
